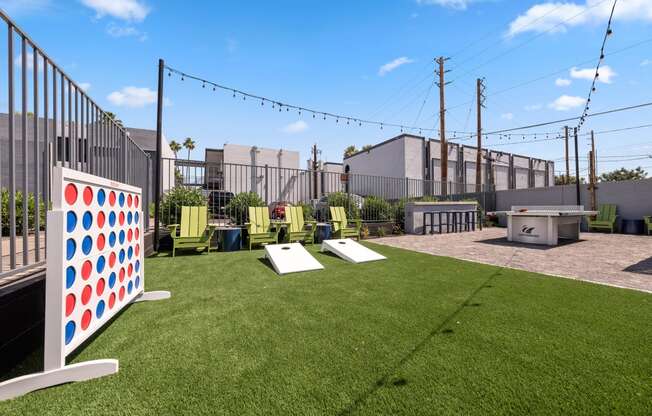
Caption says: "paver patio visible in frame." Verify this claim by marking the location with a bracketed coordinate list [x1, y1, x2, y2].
[374, 228, 652, 293]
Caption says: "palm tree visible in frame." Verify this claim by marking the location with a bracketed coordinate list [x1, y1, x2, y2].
[183, 137, 196, 183]
[361, 144, 373, 151]
[104, 112, 123, 127]
[169, 140, 182, 159]
[344, 145, 357, 158]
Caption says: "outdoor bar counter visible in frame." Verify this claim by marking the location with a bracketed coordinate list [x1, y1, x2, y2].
[405, 201, 479, 235]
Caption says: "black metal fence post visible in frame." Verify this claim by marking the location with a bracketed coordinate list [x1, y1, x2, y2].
[154, 59, 165, 251]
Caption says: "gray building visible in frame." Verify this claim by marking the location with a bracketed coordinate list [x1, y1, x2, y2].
[343, 134, 554, 196]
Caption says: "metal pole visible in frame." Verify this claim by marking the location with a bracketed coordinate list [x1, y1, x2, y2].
[154, 59, 165, 251]
[22, 36, 29, 265]
[437, 56, 448, 197]
[475, 78, 484, 194]
[8, 25, 17, 269]
[574, 127, 580, 206]
[564, 126, 570, 184]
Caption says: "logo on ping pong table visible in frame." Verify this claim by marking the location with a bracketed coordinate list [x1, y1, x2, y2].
[519, 225, 539, 237]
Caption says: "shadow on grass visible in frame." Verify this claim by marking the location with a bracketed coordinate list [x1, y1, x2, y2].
[476, 237, 585, 250]
[623, 256, 652, 275]
[336, 267, 502, 416]
[256, 257, 276, 273]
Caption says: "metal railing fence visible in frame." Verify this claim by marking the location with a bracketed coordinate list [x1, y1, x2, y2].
[0, 11, 151, 278]
[158, 158, 494, 228]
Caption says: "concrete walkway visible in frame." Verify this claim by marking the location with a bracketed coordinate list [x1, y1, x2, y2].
[373, 228, 652, 293]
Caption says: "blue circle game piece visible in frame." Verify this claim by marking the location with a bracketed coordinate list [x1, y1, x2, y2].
[97, 189, 106, 206]
[82, 211, 93, 230]
[66, 266, 76, 289]
[65, 321, 76, 345]
[66, 239, 76, 260]
[119, 249, 126, 264]
[66, 211, 77, 233]
[127, 212, 133, 225]
[96, 300, 106, 319]
[82, 236, 93, 255]
[135, 211, 140, 224]
[119, 192, 125, 207]
[97, 255, 106, 273]
[135, 276, 140, 289]
[109, 231, 116, 247]
[127, 281, 133, 295]
[135, 260, 140, 272]
[109, 211, 116, 227]
[119, 230, 125, 245]
[127, 246, 133, 260]
[109, 272, 117, 288]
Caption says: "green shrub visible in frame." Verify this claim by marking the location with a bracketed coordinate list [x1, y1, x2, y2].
[296, 202, 314, 220]
[1, 188, 47, 234]
[225, 192, 265, 224]
[326, 192, 360, 219]
[362, 196, 392, 222]
[393, 195, 439, 230]
[160, 187, 206, 225]
[376, 226, 386, 237]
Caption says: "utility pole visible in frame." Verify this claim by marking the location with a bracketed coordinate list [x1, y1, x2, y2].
[564, 126, 570, 184]
[573, 127, 580, 206]
[475, 78, 485, 193]
[154, 59, 164, 252]
[589, 130, 597, 212]
[311, 143, 319, 199]
[436, 56, 450, 196]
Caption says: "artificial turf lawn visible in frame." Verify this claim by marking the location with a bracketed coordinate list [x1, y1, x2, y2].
[1, 242, 650, 415]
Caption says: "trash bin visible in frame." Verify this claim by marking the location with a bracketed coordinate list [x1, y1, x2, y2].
[218, 227, 242, 251]
[621, 219, 644, 235]
[315, 223, 331, 243]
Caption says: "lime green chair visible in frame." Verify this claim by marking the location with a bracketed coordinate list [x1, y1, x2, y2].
[644, 216, 651, 235]
[587, 204, 618, 233]
[168, 206, 216, 257]
[329, 206, 361, 240]
[246, 207, 280, 250]
[284, 206, 316, 244]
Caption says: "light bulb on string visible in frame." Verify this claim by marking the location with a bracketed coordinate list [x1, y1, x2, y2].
[232, 90, 236, 98]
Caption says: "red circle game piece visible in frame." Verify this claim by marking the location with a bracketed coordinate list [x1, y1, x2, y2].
[64, 184, 78, 205]
[135, 244, 140, 256]
[134, 195, 139, 208]
[119, 267, 125, 282]
[109, 292, 116, 309]
[109, 252, 117, 268]
[109, 191, 116, 206]
[127, 229, 133, 242]
[128, 263, 133, 277]
[97, 211, 106, 228]
[97, 234, 106, 250]
[65, 294, 76, 317]
[135, 228, 140, 240]
[119, 286, 125, 301]
[119, 212, 125, 226]
[81, 261, 92, 280]
[127, 194, 132, 207]
[81, 285, 92, 305]
[81, 309, 92, 330]
[83, 186, 93, 205]
[96, 278, 106, 296]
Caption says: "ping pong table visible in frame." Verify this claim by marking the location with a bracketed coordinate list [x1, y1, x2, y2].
[496, 206, 598, 246]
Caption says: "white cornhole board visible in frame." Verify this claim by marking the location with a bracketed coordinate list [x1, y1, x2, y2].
[321, 239, 386, 264]
[265, 243, 324, 275]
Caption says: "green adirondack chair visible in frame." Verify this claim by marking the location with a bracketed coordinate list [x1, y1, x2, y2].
[246, 206, 280, 250]
[587, 204, 618, 233]
[329, 206, 361, 240]
[168, 206, 216, 257]
[284, 206, 316, 244]
[644, 216, 651, 235]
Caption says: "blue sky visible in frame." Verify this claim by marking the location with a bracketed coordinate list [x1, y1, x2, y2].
[2, 0, 652, 176]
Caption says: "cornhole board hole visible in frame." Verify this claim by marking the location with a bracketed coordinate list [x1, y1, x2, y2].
[0, 167, 170, 401]
[265, 243, 324, 275]
[321, 239, 386, 264]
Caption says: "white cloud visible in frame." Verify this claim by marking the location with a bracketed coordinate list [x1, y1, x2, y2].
[501, 112, 514, 120]
[81, 0, 150, 22]
[570, 65, 616, 83]
[106, 23, 147, 41]
[0, 0, 50, 15]
[507, 0, 652, 37]
[226, 37, 239, 54]
[15, 52, 38, 71]
[524, 103, 543, 111]
[282, 120, 309, 134]
[548, 95, 585, 111]
[416, 0, 473, 10]
[378, 57, 415, 76]
[78, 82, 91, 92]
[640, 59, 651, 67]
[107, 86, 156, 108]
[555, 78, 571, 87]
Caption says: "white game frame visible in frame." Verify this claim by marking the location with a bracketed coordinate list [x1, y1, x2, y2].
[0, 167, 170, 401]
